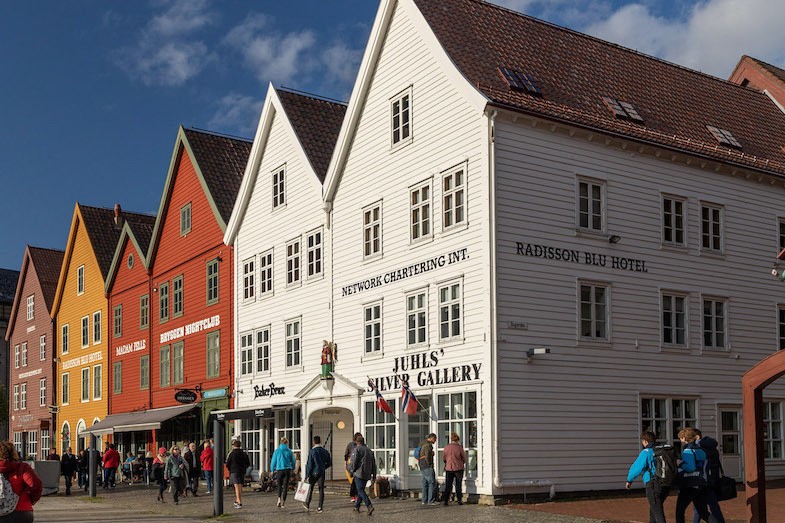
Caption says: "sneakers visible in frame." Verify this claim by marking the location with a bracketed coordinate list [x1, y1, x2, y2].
[234, 502, 242, 509]
[351, 497, 357, 503]
[317, 507, 323, 513]
[277, 498, 282, 508]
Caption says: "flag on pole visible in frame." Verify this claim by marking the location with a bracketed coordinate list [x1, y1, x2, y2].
[401, 378, 418, 416]
[368, 379, 393, 415]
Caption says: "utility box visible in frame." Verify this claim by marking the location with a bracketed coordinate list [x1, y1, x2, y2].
[29, 460, 60, 496]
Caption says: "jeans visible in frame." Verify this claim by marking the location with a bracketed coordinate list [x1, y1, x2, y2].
[305, 473, 325, 509]
[204, 470, 213, 492]
[692, 487, 725, 523]
[350, 475, 358, 498]
[421, 467, 436, 503]
[189, 473, 199, 495]
[354, 477, 373, 509]
[676, 487, 720, 523]
[171, 477, 184, 503]
[103, 468, 116, 488]
[276, 469, 292, 502]
[444, 469, 464, 504]
[645, 481, 669, 523]
[78, 470, 87, 488]
[158, 477, 168, 498]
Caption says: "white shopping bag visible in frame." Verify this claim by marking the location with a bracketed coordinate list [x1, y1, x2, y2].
[294, 480, 311, 502]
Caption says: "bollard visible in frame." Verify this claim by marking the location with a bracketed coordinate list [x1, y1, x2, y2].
[213, 419, 224, 516]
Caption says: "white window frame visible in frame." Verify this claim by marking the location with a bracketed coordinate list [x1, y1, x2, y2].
[13, 385, 19, 411]
[272, 166, 286, 209]
[81, 316, 89, 348]
[81, 367, 90, 402]
[259, 249, 274, 297]
[92, 364, 102, 400]
[700, 202, 724, 254]
[778, 217, 785, 253]
[26, 430, 37, 460]
[256, 327, 271, 374]
[406, 289, 428, 349]
[240, 333, 253, 376]
[409, 180, 432, 243]
[62, 324, 69, 355]
[363, 202, 382, 260]
[39, 378, 46, 407]
[40, 335, 46, 361]
[93, 311, 102, 345]
[285, 318, 301, 368]
[306, 228, 323, 279]
[41, 430, 50, 460]
[180, 202, 192, 236]
[61, 373, 69, 406]
[26, 295, 34, 321]
[436, 391, 479, 479]
[21, 342, 27, 367]
[438, 278, 463, 343]
[14, 345, 19, 369]
[13, 433, 22, 456]
[20, 383, 27, 410]
[640, 396, 698, 445]
[702, 296, 728, 350]
[662, 194, 687, 247]
[578, 281, 611, 341]
[390, 86, 412, 149]
[661, 292, 688, 348]
[778, 304, 785, 351]
[576, 177, 606, 233]
[242, 257, 256, 303]
[77, 265, 84, 295]
[764, 402, 784, 460]
[442, 163, 467, 231]
[363, 301, 383, 355]
[364, 399, 398, 475]
[286, 238, 301, 287]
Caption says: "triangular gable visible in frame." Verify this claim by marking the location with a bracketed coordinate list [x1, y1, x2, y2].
[4, 250, 29, 342]
[51, 203, 90, 319]
[295, 372, 365, 401]
[322, 0, 487, 203]
[5, 246, 64, 341]
[104, 218, 155, 294]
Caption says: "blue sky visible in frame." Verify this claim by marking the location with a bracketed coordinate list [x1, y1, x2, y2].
[1, 0, 783, 270]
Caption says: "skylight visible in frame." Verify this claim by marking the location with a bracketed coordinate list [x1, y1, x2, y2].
[602, 97, 644, 122]
[706, 126, 742, 148]
[498, 67, 542, 96]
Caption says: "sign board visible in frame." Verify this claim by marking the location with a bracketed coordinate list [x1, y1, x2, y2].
[202, 387, 227, 400]
[210, 408, 271, 422]
[174, 390, 198, 404]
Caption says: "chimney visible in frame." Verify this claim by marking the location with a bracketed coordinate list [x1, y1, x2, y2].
[114, 203, 124, 229]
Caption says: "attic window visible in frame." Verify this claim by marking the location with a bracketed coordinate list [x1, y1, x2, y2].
[706, 126, 742, 148]
[498, 67, 542, 95]
[602, 97, 643, 122]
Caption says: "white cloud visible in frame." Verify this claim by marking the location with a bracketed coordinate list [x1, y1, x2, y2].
[149, 0, 213, 37]
[207, 93, 263, 137]
[321, 41, 364, 93]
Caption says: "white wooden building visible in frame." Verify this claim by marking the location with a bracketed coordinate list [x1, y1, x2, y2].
[226, 0, 785, 498]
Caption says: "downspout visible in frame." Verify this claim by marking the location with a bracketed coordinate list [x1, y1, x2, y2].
[487, 110, 556, 500]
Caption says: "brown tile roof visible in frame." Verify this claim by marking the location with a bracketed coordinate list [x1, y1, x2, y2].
[127, 214, 156, 258]
[182, 128, 252, 225]
[0, 268, 20, 304]
[27, 247, 65, 312]
[414, 0, 785, 176]
[749, 56, 785, 85]
[277, 89, 347, 183]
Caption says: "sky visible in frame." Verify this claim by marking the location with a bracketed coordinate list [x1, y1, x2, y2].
[0, 0, 783, 271]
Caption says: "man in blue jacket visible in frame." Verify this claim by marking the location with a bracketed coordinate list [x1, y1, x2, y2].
[626, 431, 669, 523]
[303, 435, 332, 513]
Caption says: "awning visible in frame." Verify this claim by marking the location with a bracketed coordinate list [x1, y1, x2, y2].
[79, 404, 199, 436]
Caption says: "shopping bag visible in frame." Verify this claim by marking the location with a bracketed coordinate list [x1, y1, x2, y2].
[715, 475, 737, 501]
[294, 480, 311, 502]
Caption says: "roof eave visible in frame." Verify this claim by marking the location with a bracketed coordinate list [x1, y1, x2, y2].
[4, 247, 30, 342]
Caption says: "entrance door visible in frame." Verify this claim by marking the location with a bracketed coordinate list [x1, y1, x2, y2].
[719, 407, 743, 479]
[311, 421, 333, 480]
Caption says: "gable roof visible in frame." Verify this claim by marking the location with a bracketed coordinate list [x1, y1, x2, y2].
[0, 269, 19, 304]
[4, 246, 63, 341]
[411, 0, 785, 176]
[276, 89, 347, 183]
[104, 212, 157, 294]
[750, 57, 785, 85]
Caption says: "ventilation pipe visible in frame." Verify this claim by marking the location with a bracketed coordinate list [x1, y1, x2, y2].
[113, 203, 124, 229]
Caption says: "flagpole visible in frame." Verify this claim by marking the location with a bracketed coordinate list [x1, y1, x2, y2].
[395, 374, 438, 423]
[367, 376, 399, 422]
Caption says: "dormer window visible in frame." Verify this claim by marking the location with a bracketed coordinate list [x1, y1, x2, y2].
[498, 67, 542, 95]
[707, 126, 742, 148]
[602, 97, 643, 122]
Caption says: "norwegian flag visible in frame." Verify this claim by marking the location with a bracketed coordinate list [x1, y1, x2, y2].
[401, 378, 418, 416]
[368, 379, 393, 415]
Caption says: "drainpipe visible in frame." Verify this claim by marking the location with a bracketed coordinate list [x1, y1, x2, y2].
[487, 109, 555, 500]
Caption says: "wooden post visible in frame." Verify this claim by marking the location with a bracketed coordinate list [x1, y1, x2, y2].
[743, 382, 765, 522]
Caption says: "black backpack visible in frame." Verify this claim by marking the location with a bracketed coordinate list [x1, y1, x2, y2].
[651, 445, 677, 486]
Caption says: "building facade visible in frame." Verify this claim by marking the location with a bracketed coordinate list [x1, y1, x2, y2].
[1, 267, 22, 444]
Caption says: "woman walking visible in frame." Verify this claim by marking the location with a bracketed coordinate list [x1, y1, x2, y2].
[225, 439, 251, 509]
[270, 436, 296, 508]
[442, 432, 467, 505]
[152, 447, 168, 502]
[164, 445, 186, 505]
[0, 440, 42, 522]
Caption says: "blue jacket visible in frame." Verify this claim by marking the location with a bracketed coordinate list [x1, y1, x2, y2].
[627, 444, 656, 484]
[679, 443, 707, 474]
[305, 445, 332, 478]
[270, 444, 296, 472]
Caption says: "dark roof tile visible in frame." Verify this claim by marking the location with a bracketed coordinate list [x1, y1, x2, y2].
[28, 247, 65, 312]
[0, 268, 20, 304]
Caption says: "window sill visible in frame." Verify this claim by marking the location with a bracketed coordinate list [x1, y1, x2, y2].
[442, 222, 469, 237]
[577, 337, 612, 348]
[363, 253, 383, 265]
[698, 250, 725, 259]
[699, 347, 733, 357]
[306, 273, 325, 283]
[242, 298, 256, 306]
[406, 342, 429, 352]
[658, 345, 690, 354]
[390, 138, 413, 153]
[409, 236, 434, 248]
[574, 229, 607, 240]
[361, 351, 384, 363]
[437, 337, 464, 349]
[284, 366, 303, 375]
[285, 283, 302, 291]
[659, 243, 689, 253]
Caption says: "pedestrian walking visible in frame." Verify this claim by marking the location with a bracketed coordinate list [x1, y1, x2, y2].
[164, 445, 186, 505]
[694, 429, 726, 523]
[47, 450, 60, 462]
[418, 433, 437, 505]
[348, 435, 376, 516]
[101, 443, 120, 489]
[183, 442, 201, 497]
[77, 449, 89, 491]
[442, 432, 466, 505]
[152, 447, 168, 502]
[61, 446, 78, 496]
[626, 431, 670, 523]
[0, 440, 42, 523]
[345, 432, 362, 503]
[270, 436, 296, 508]
[302, 435, 331, 513]
[200, 440, 214, 494]
[226, 439, 251, 510]
[675, 428, 720, 523]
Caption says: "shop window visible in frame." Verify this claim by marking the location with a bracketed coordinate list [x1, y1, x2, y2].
[365, 399, 397, 475]
[41, 430, 50, 460]
[13, 433, 22, 456]
[26, 431, 37, 460]
[436, 391, 478, 478]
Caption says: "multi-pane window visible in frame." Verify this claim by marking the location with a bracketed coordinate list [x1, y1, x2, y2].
[779, 218, 785, 253]
[662, 293, 687, 346]
[662, 196, 686, 246]
[81, 368, 89, 402]
[40, 379, 47, 407]
[93, 311, 101, 344]
[207, 331, 220, 378]
[443, 167, 466, 229]
[243, 258, 255, 301]
[276, 408, 302, 451]
[160, 346, 171, 387]
[113, 362, 122, 394]
[13, 433, 22, 455]
[580, 283, 609, 340]
[256, 328, 270, 374]
[272, 168, 285, 208]
[140, 294, 149, 329]
[26, 295, 34, 321]
[20, 383, 26, 410]
[180, 203, 192, 236]
[306, 229, 323, 278]
[173, 276, 184, 317]
[207, 260, 219, 304]
[363, 204, 382, 259]
[26, 431, 37, 460]
[62, 324, 69, 355]
[285, 320, 301, 368]
[21, 342, 27, 367]
[779, 305, 785, 350]
[577, 179, 605, 232]
[365, 399, 397, 475]
[13, 385, 19, 411]
[240, 333, 253, 376]
[391, 88, 411, 146]
[41, 430, 50, 460]
[140, 356, 149, 390]
[437, 391, 479, 478]
[410, 183, 431, 242]
[701, 204, 723, 252]
[77, 265, 84, 295]
[259, 250, 273, 295]
[439, 281, 462, 341]
[286, 239, 301, 286]
[172, 342, 184, 385]
[641, 397, 697, 446]
[113, 305, 122, 338]
[703, 298, 727, 349]
[364, 303, 382, 354]
[159, 282, 169, 322]
[93, 365, 102, 400]
[14, 345, 19, 369]
[81, 316, 89, 347]
[39, 335, 46, 361]
[407, 290, 427, 347]
[764, 402, 783, 459]
[61, 373, 69, 405]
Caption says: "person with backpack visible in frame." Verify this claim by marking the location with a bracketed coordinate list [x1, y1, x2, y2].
[675, 428, 721, 523]
[693, 429, 726, 523]
[344, 432, 362, 503]
[348, 435, 376, 516]
[418, 433, 437, 505]
[302, 435, 332, 513]
[270, 436, 296, 509]
[626, 431, 671, 523]
[0, 440, 42, 522]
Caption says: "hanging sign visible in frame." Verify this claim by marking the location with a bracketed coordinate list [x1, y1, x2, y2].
[174, 390, 198, 404]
